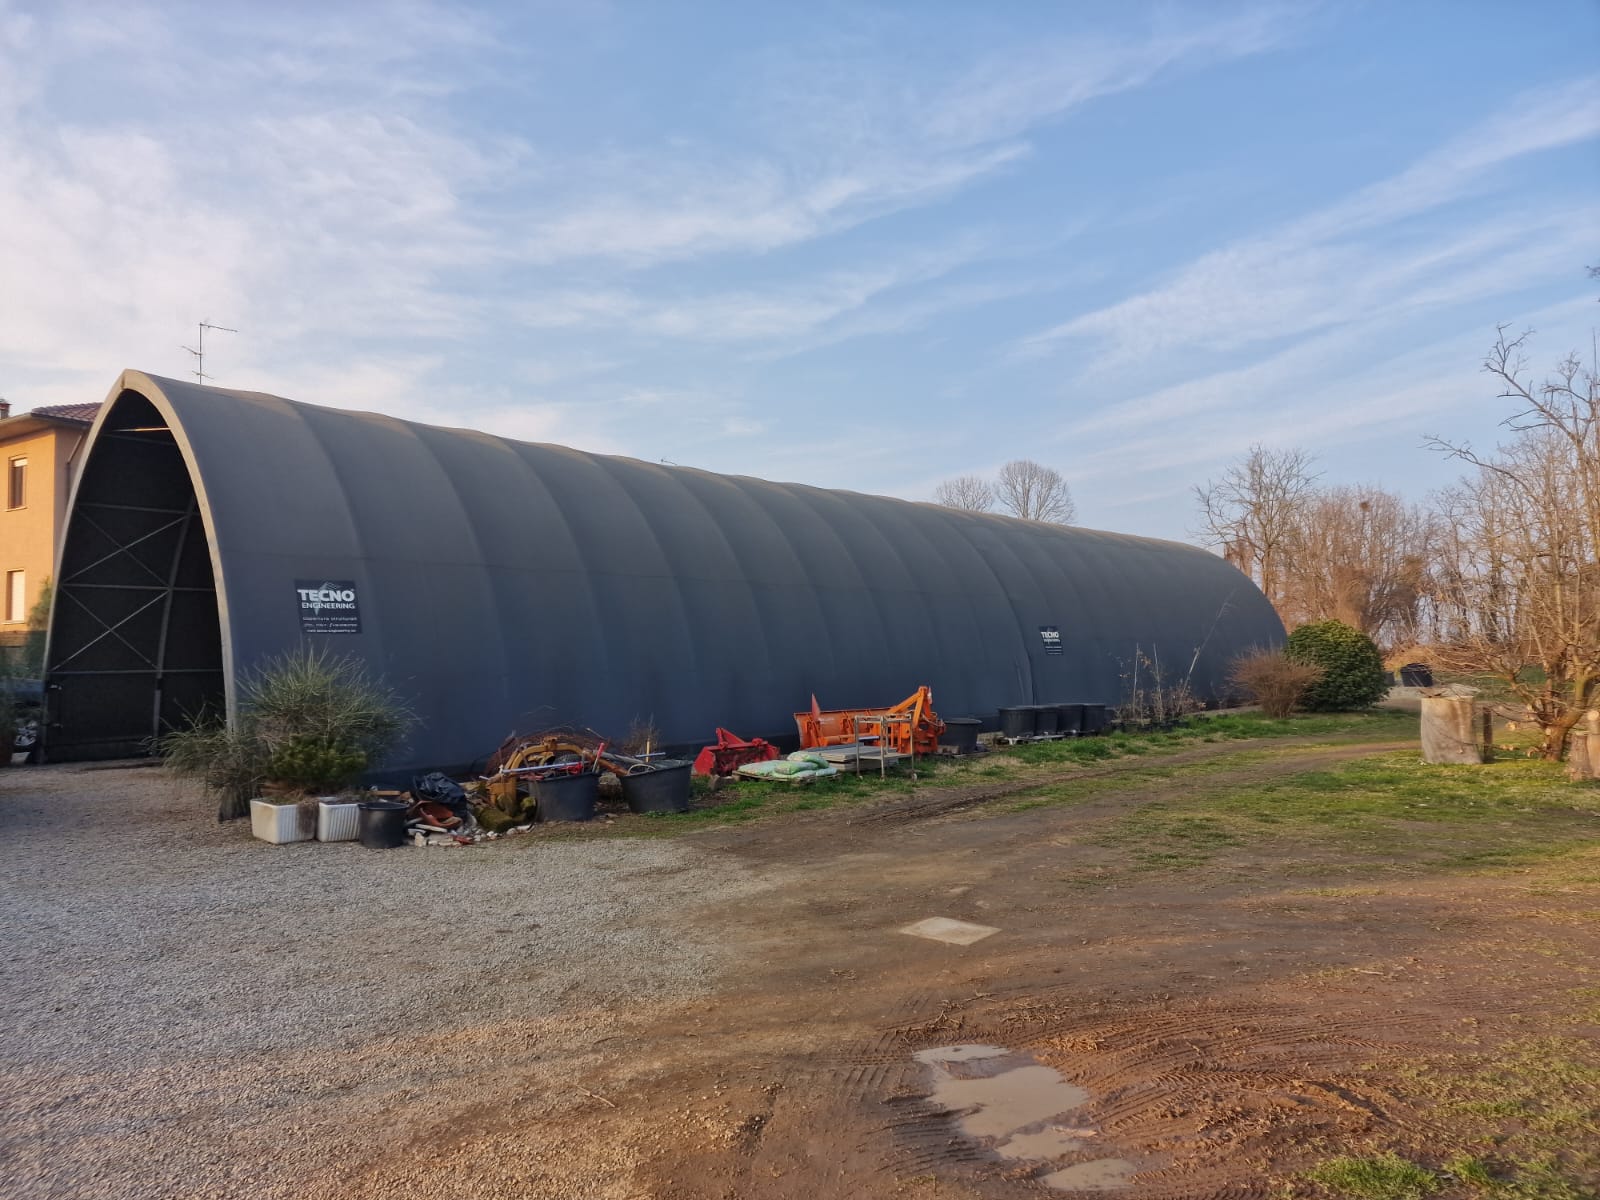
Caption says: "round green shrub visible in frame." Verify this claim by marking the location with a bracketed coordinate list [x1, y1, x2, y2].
[1284, 619, 1388, 710]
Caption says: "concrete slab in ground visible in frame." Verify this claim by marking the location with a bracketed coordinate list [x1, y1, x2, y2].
[898, 916, 1001, 945]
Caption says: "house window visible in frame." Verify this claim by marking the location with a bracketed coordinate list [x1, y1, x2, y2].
[6, 457, 24, 509]
[5, 571, 23, 622]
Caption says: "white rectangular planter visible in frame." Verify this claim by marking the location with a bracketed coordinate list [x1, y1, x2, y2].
[249, 799, 316, 844]
[316, 798, 362, 842]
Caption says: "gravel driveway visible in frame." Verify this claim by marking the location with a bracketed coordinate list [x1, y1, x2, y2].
[0, 763, 771, 1199]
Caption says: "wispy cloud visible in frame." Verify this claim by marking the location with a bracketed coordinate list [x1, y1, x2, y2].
[0, 0, 1292, 412]
[511, 239, 992, 343]
[918, 7, 1293, 148]
[1018, 77, 1600, 366]
[1057, 200, 1598, 436]
[516, 143, 1028, 267]
[1061, 291, 1598, 491]
[516, 8, 1299, 266]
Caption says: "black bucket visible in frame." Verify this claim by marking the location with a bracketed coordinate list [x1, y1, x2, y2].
[534, 771, 600, 822]
[1030, 704, 1060, 734]
[620, 759, 693, 814]
[942, 718, 981, 754]
[1080, 703, 1109, 735]
[998, 706, 1034, 738]
[357, 800, 410, 849]
[1054, 703, 1085, 735]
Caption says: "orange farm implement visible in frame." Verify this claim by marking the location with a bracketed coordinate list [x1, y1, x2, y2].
[794, 686, 946, 757]
[692, 727, 780, 777]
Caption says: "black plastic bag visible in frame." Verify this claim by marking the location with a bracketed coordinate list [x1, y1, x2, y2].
[412, 771, 471, 819]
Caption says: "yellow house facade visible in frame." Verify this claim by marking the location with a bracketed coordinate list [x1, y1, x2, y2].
[0, 402, 100, 635]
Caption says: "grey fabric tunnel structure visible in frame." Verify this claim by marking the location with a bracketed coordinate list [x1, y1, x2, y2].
[44, 370, 1284, 769]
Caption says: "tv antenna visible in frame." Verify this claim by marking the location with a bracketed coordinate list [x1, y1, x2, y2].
[182, 320, 238, 383]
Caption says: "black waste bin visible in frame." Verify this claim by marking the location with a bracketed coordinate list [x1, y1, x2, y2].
[1054, 703, 1085, 735]
[1031, 704, 1060, 735]
[998, 706, 1035, 738]
[1080, 703, 1109, 735]
[941, 718, 981, 754]
[358, 800, 410, 849]
[619, 760, 693, 814]
[1399, 663, 1434, 687]
[534, 771, 600, 822]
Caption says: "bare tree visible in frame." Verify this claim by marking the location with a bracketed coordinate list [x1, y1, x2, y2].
[994, 459, 1075, 523]
[1281, 485, 1434, 645]
[1193, 445, 1319, 617]
[933, 474, 995, 512]
[1424, 327, 1599, 761]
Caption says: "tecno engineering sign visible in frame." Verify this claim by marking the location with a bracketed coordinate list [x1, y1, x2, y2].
[295, 580, 362, 635]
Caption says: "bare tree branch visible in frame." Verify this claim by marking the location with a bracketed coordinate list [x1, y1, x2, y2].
[994, 460, 1075, 523]
[1424, 328, 1600, 761]
[932, 474, 995, 512]
[1192, 445, 1319, 616]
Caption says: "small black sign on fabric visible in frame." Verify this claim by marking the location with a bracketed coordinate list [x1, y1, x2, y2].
[1039, 625, 1063, 655]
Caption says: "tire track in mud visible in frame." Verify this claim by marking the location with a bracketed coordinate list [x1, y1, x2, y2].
[834, 987, 940, 1103]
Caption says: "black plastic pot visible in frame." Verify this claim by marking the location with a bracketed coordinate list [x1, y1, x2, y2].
[1030, 704, 1060, 734]
[357, 800, 410, 849]
[620, 759, 693, 814]
[998, 706, 1034, 738]
[534, 771, 600, 822]
[1054, 703, 1085, 735]
[1080, 703, 1109, 735]
[941, 718, 981, 754]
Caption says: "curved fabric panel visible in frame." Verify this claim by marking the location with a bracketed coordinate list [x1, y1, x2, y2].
[50, 370, 1284, 769]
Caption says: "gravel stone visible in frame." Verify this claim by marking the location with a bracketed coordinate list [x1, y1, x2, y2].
[0, 763, 772, 1198]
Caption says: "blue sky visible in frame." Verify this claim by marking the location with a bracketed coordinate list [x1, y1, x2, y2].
[2, 1, 1596, 540]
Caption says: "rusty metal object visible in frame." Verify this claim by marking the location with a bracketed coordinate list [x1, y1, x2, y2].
[481, 730, 655, 809]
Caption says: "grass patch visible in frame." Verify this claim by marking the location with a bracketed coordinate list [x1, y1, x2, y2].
[1306, 1152, 1439, 1199]
[1090, 748, 1600, 876]
[1009, 709, 1416, 771]
[546, 710, 1422, 841]
[1379, 1033, 1600, 1198]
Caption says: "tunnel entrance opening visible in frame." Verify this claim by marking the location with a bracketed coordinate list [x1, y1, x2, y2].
[45, 391, 224, 761]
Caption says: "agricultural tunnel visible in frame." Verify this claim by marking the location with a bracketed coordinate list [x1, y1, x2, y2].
[44, 370, 1284, 769]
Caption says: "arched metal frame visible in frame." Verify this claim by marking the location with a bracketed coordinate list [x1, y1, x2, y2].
[45, 370, 1284, 769]
[45, 388, 226, 758]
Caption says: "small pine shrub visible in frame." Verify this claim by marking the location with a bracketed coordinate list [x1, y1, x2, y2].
[1285, 619, 1388, 711]
[264, 735, 367, 794]
[1227, 649, 1324, 718]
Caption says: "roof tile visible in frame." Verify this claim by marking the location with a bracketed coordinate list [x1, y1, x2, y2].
[26, 403, 102, 423]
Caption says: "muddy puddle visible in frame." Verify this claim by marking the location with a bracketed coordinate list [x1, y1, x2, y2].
[914, 1044, 1133, 1191]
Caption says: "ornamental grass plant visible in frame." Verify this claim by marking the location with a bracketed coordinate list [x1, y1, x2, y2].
[159, 647, 413, 820]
